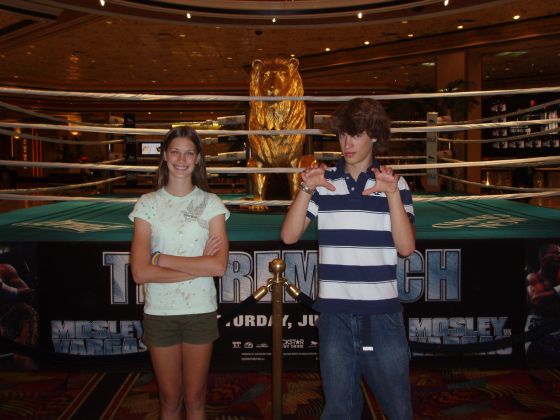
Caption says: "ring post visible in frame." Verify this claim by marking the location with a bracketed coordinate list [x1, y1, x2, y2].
[269, 258, 286, 420]
[426, 112, 439, 188]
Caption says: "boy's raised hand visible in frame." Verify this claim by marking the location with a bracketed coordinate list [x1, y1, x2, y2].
[362, 165, 400, 196]
[302, 162, 336, 191]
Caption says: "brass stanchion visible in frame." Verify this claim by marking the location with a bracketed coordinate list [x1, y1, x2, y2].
[269, 258, 285, 420]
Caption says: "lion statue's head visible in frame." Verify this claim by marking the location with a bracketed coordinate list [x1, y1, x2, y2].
[249, 57, 305, 130]
[249, 57, 304, 98]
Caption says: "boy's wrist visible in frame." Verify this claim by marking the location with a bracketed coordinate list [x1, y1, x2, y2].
[300, 181, 316, 195]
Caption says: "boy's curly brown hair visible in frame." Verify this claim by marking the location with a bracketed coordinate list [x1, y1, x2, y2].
[324, 97, 392, 153]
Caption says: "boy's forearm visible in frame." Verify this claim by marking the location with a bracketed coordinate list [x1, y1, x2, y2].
[386, 191, 416, 256]
[281, 190, 312, 244]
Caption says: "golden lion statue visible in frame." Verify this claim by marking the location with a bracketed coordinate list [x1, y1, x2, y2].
[248, 57, 311, 210]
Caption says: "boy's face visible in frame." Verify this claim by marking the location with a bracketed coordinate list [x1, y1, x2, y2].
[339, 131, 376, 169]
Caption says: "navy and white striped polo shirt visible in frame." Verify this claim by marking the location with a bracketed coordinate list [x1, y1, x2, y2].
[307, 158, 415, 315]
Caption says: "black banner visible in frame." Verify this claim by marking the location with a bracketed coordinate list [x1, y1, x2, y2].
[3, 237, 556, 370]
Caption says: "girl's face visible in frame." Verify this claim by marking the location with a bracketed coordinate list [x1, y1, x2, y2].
[164, 136, 199, 181]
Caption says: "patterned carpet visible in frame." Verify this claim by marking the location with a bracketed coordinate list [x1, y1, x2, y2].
[0, 367, 559, 419]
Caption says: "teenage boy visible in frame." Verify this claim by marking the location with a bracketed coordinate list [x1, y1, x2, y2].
[280, 98, 415, 419]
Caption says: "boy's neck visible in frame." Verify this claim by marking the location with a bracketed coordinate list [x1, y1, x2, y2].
[344, 155, 373, 180]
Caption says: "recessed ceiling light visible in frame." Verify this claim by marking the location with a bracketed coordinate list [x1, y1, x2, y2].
[444, 0, 449, 6]
[408, 33, 414, 38]
[357, 12, 363, 19]
[364, 41, 370, 45]
[457, 25, 463, 29]
[272, 17, 276, 23]
[99, 0, 106, 6]
[186, 12, 191, 19]
[325, 47, 331, 52]
[513, 15, 520, 20]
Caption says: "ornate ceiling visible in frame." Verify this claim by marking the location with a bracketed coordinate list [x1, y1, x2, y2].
[0, 0, 559, 122]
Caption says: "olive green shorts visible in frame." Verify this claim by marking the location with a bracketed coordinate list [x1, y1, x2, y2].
[142, 311, 219, 347]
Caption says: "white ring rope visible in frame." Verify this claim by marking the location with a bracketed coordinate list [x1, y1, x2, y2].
[1, 190, 559, 206]
[0, 128, 125, 146]
[413, 190, 560, 202]
[391, 137, 428, 142]
[1, 119, 558, 136]
[1, 86, 558, 208]
[437, 126, 560, 144]
[453, 98, 560, 125]
[0, 100, 123, 127]
[0, 176, 126, 194]
[313, 152, 426, 160]
[2, 86, 560, 101]
[1, 156, 559, 173]
[439, 174, 560, 193]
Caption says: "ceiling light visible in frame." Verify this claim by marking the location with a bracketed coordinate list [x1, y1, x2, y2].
[357, 12, 363, 19]
[99, 0, 106, 6]
[513, 15, 520, 20]
[325, 48, 331, 52]
[408, 33, 414, 38]
[457, 25, 463, 29]
[272, 17, 276, 23]
[444, 0, 450, 6]
[186, 12, 191, 19]
[420, 62, 436, 67]
[364, 41, 370, 45]
[401, 20, 408, 24]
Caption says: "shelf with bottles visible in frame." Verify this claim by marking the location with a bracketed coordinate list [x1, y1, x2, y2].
[482, 95, 559, 159]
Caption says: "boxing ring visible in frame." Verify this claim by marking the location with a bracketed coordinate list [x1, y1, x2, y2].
[1, 86, 560, 372]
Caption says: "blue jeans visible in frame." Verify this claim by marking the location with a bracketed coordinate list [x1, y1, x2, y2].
[317, 312, 413, 420]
